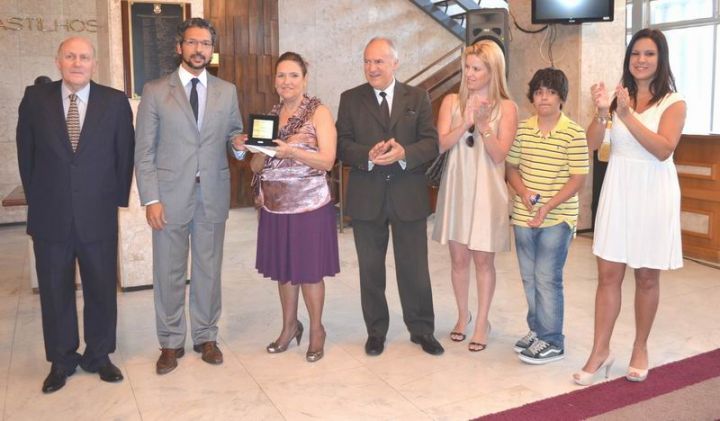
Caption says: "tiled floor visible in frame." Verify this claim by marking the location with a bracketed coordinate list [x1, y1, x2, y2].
[1, 209, 719, 420]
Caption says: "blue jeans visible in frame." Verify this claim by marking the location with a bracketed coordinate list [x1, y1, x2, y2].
[513, 223, 573, 349]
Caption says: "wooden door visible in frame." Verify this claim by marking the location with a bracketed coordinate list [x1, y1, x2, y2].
[205, 0, 279, 207]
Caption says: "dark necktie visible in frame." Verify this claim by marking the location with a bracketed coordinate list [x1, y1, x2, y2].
[67, 93, 80, 152]
[379, 91, 390, 126]
[190, 78, 199, 123]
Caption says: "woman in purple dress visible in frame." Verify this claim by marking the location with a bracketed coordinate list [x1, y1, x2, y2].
[235, 52, 339, 362]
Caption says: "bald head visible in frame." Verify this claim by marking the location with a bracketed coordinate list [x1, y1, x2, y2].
[365, 37, 398, 61]
[57, 36, 96, 59]
[55, 37, 97, 92]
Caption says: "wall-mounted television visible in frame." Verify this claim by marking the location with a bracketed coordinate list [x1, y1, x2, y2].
[531, 0, 615, 24]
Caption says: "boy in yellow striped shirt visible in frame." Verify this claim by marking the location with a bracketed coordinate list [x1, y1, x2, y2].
[506, 68, 589, 364]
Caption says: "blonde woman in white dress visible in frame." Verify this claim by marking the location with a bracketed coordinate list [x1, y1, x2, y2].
[574, 28, 686, 386]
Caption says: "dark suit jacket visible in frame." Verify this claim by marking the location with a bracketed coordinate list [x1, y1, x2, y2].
[336, 81, 438, 221]
[16, 80, 135, 243]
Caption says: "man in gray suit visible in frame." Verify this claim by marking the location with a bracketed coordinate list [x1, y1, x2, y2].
[336, 38, 443, 356]
[135, 18, 244, 374]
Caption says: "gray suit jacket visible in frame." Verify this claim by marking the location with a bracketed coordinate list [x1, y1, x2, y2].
[135, 70, 243, 224]
[336, 81, 438, 221]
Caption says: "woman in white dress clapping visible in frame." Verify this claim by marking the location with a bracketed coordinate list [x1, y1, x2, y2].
[573, 28, 686, 386]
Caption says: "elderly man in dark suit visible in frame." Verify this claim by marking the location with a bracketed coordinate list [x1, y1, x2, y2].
[16, 36, 135, 393]
[336, 37, 443, 356]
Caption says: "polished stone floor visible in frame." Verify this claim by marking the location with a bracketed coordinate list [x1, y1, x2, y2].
[0, 208, 718, 420]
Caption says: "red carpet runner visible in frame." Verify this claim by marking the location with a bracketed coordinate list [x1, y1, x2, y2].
[476, 347, 720, 420]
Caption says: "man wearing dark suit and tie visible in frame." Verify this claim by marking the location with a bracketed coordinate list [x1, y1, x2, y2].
[336, 37, 443, 356]
[135, 18, 244, 374]
[16, 37, 135, 393]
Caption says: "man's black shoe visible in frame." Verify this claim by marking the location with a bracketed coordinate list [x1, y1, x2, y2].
[364, 336, 385, 356]
[410, 334, 444, 355]
[42, 366, 74, 393]
[97, 362, 124, 382]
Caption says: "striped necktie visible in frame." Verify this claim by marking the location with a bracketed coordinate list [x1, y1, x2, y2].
[67, 93, 80, 152]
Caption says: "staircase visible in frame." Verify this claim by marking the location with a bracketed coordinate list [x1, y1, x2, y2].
[405, 46, 463, 118]
[409, 0, 482, 41]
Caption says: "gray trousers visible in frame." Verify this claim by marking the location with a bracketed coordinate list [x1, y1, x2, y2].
[152, 187, 226, 348]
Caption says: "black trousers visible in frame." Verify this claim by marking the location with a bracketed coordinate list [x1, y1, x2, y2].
[352, 191, 435, 338]
[33, 229, 118, 373]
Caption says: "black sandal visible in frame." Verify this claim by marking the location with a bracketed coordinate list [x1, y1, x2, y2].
[468, 342, 487, 352]
[468, 322, 491, 352]
[449, 313, 472, 342]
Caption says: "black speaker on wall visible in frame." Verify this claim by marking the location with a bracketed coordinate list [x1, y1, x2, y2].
[465, 8, 510, 70]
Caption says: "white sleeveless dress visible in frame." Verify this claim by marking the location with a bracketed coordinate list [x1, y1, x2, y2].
[593, 92, 684, 269]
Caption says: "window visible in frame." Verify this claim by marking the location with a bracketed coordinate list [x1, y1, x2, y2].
[627, 0, 720, 134]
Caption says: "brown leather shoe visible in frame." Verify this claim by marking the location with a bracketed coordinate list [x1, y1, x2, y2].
[156, 347, 185, 375]
[193, 341, 223, 365]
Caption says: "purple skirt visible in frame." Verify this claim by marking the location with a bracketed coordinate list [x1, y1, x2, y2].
[256, 202, 340, 284]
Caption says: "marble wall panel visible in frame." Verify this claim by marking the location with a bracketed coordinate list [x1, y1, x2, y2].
[1, 26, 20, 56]
[0, 102, 20, 144]
[20, 54, 62, 87]
[0, 0, 19, 14]
[0, 143, 19, 182]
[17, 0, 62, 15]
[118, 177, 154, 288]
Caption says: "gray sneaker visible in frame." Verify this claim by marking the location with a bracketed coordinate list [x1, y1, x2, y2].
[513, 331, 537, 353]
[518, 339, 564, 365]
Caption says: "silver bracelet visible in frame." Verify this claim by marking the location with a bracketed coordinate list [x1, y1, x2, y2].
[595, 114, 610, 126]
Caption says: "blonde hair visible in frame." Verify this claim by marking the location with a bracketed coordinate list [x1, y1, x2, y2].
[457, 40, 510, 118]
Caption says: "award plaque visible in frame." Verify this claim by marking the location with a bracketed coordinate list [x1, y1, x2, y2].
[246, 114, 279, 146]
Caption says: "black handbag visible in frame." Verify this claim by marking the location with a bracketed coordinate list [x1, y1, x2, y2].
[425, 151, 447, 187]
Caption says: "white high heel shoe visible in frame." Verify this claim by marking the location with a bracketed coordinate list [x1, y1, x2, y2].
[626, 366, 649, 382]
[573, 354, 615, 386]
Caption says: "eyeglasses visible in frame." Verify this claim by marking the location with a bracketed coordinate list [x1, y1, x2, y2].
[183, 39, 213, 48]
[466, 125, 475, 147]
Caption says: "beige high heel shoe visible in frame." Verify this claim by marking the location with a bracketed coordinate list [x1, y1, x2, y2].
[306, 327, 326, 363]
[573, 354, 615, 386]
[626, 366, 649, 382]
[266, 321, 304, 353]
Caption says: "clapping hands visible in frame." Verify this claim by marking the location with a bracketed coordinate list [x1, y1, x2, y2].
[590, 82, 611, 112]
[591, 82, 632, 119]
[614, 84, 632, 118]
[369, 138, 405, 165]
[466, 94, 493, 130]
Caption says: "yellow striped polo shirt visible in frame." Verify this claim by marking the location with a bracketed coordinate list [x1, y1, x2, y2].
[506, 113, 589, 229]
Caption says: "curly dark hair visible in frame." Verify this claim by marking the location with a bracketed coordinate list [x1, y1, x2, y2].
[527, 67, 569, 109]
